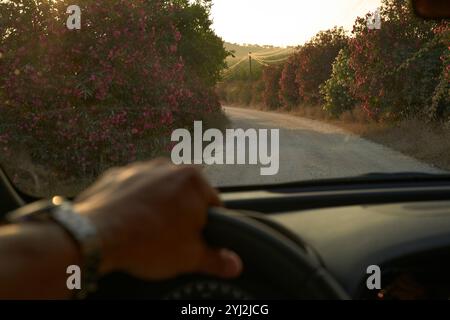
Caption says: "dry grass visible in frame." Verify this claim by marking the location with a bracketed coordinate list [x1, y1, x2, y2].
[357, 119, 450, 171]
[291, 105, 331, 121]
[311, 110, 450, 171]
[0, 147, 96, 198]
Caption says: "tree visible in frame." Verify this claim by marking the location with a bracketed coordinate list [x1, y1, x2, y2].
[172, 0, 230, 86]
[295, 27, 348, 105]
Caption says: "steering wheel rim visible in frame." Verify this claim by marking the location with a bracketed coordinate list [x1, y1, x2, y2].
[204, 207, 350, 300]
[92, 208, 350, 300]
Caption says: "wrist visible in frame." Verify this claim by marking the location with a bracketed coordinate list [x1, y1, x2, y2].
[7, 198, 103, 299]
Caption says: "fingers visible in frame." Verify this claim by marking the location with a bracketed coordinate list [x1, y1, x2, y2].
[94, 159, 221, 208]
[177, 165, 223, 207]
[192, 173, 222, 208]
[197, 246, 243, 279]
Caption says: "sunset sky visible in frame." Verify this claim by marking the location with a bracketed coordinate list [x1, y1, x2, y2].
[210, 0, 382, 47]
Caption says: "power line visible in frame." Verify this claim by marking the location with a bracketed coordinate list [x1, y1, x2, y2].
[257, 56, 290, 63]
[252, 48, 293, 58]
[223, 56, 248, 74]
[251, 56, 270, 67]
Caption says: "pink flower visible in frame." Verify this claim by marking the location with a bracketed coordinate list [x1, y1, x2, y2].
[174, 30, 182, 42]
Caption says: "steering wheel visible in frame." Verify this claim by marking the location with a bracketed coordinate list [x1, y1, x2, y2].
[91, 208, 349, 300]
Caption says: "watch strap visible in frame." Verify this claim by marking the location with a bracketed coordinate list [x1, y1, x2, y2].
[52, 201, 102, 299]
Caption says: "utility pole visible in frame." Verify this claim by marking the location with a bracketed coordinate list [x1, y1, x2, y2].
[248, 51, 252, 81]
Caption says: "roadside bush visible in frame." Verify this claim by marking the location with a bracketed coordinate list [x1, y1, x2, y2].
[393, 38, 446, 120]
[428, 22, 450, 123]
[295, 27, 348, 105]
[320, 48, 357, 117]
[263, 65, 283, 109]
[347, 0, 440, 120]
[279, 56, 300, 108]
[0, 0, 227, 181]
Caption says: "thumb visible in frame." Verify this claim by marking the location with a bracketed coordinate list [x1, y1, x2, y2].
[197, 247, 243, 279]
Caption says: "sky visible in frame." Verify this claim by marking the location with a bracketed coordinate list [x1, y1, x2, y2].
[210, 0, 382, 47]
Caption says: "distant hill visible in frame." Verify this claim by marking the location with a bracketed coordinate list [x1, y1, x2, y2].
[224, 42, 295, 67]
[222, 42, 296, 81]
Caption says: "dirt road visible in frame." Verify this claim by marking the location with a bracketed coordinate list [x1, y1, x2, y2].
[204, 106, 444, 187]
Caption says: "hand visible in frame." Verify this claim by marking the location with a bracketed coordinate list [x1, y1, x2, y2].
[74, 159, 243, 280]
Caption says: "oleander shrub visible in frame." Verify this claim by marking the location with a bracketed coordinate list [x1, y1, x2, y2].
[0, 0, 227, 180]
[262, 65, 283, 109]
[347, 0, 442, 121]
[294, 27, 348, 105]
[279, 55, 300, 108]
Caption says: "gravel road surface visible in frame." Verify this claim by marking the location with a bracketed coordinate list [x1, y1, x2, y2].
[204, 106, 444, 187]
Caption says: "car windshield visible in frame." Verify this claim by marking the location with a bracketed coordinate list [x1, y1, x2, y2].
[0, 0, 449, 197]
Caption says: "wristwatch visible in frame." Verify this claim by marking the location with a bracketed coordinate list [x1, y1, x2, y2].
[6, 196, 102, 299]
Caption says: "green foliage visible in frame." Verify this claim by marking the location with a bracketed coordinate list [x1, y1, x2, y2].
[428, 23, 450, 122]
[320, 48, 356, 117]
[173, 0, 230, 86]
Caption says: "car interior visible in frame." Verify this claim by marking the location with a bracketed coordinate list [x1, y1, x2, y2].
[2, 167, 450, 300]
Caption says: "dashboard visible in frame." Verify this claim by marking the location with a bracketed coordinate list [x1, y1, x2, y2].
[271, 200, 450, 299]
